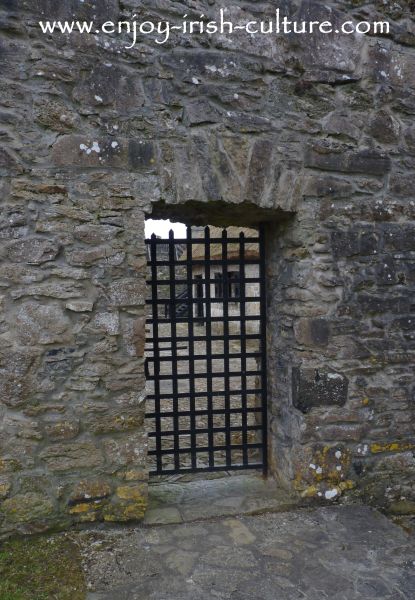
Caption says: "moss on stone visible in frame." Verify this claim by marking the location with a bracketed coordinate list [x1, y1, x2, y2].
[0, 535, 86, 600]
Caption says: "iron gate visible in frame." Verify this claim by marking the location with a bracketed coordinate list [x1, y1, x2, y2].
[145, 226, 267, 475]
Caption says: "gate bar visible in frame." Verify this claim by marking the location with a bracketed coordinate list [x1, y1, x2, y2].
[259, 224, 268, 476]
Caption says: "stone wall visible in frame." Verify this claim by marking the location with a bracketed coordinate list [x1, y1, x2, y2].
[0, 0, 415, 536]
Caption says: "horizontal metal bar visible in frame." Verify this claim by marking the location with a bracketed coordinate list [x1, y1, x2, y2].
[145, 297, 260, 305]
[147, 258, 260, 267]
[148, 443, 263, 456]
[146, 406, 262, 418]
[146, 334, 262, 343]
[149, 463, 263, 475]
[146, 370, 261, 381]
[147, 315, 261, 325]
[145, 352, 261, 363]
[146, 279, 261, 287]
[145, 237, 260, 245]
[146, 388, 262, 400]
[148, 424, 263, 438]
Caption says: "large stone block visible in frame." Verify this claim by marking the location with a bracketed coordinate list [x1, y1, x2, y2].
[6, 238, 60, 264]
[39, 442, 104, 472]
[0, 148, 23, 175]
[294, 318, 330, 347]
[74, 224, 121, 244]
[44, 419, 80, 441]
[52, 135, 157, 171]
[10, 281, 84, 300]
[108, 279, 145, 307]
[15, 302, 72, 345]
[292, 368, 349, 414]
[67, 479, 112, 506]
[305, 143, 391, 175]
[73, 65, 145, 112]
[1, 493, 54, 524]
[292, 1, 363, 81]
[0, 349, 38, 408]
[370, 45, 415, 89]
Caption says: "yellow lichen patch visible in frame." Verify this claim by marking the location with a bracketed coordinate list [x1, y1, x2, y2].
[69, 479, 112, 505]
[0, 458, 21, 473]
[293, 444, 353, 497]
[124, 469, 147, 481]
[68, 503, 93, 514]
[370, 441, 415, 454]
[338, 480, 356, 492]
[103, 499, 147, 523]
[103, 484, 148, 523]
[123, 500, 147, 520]
[116, 484, 147, 501]
[0, 482, 11, 499]
[301, 485, 319, 498]
[114, 415, 143, 430]
[362, 397, 370, 406]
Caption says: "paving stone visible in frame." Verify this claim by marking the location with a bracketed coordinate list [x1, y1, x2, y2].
[76, 505, 415, 600]
[143, 507, 182, 525]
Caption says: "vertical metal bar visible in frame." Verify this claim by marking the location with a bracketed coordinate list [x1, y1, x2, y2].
[168, 229, 180, 471]
[259, 224, 268, 475]
[186, 226, 197, 470]
[204, 226, 215, 468]
[221, 229, 231, 467]
[239, 232, 248, 466]
[150, 233, 162, 473]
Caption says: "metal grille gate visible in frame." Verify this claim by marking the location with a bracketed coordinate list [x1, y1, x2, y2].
[145, 226, 267, 475]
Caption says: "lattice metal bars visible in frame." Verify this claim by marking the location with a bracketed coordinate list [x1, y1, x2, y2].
[145, 225, 268, 475]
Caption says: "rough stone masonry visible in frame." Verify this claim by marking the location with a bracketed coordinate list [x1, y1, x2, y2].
[0, 0, 414, 537]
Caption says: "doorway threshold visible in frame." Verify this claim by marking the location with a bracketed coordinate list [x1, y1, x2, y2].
[143, 473, 298, 526]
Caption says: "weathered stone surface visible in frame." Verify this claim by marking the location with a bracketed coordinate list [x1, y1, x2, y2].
[1, 0, 415, 539]
[19, 0, 119, 22]
[78, 506, 415, 599]
[52, 136, 157, 171]
[292, 368, 349, 414]
[0, 349, 38, 408]
[39, 443, 104, 472]
[368, 110, 401, 143]
[294, 318, 330, 347]
[1, 493, 54, 524]
[68, 479, 112, 506]
[74, 224, 121, 244]
[6, 238, 60, 264]
[65, 300, 94, 312]
[305, 143, 391, 175]
[34, 96, 80, 132]
[87, 408, 145, 435]
[44, 419, 80, 441]
[10, 281, 84, 300]
[15, 302, 72, 345]
[183, 100, 221, 127]
[108, 279, 145, 307]
[0, 478, 11, 499]
[73, 65, 144, 112]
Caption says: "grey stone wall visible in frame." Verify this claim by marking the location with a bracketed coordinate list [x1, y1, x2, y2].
[0, 0, 414, 535]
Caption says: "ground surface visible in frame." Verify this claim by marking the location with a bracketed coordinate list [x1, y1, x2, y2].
[77, 503, 415, 600]
[0, 535, 85, 600]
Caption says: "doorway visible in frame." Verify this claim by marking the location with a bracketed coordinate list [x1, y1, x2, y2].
[145, 225, 268, 476]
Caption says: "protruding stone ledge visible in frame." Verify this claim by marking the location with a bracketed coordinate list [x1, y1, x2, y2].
[292, 368, 349, 414]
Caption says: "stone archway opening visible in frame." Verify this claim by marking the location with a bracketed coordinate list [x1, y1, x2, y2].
[144, 200, 297, 492]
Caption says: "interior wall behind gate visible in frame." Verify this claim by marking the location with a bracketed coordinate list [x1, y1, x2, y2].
[1, 0, 415, 536]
